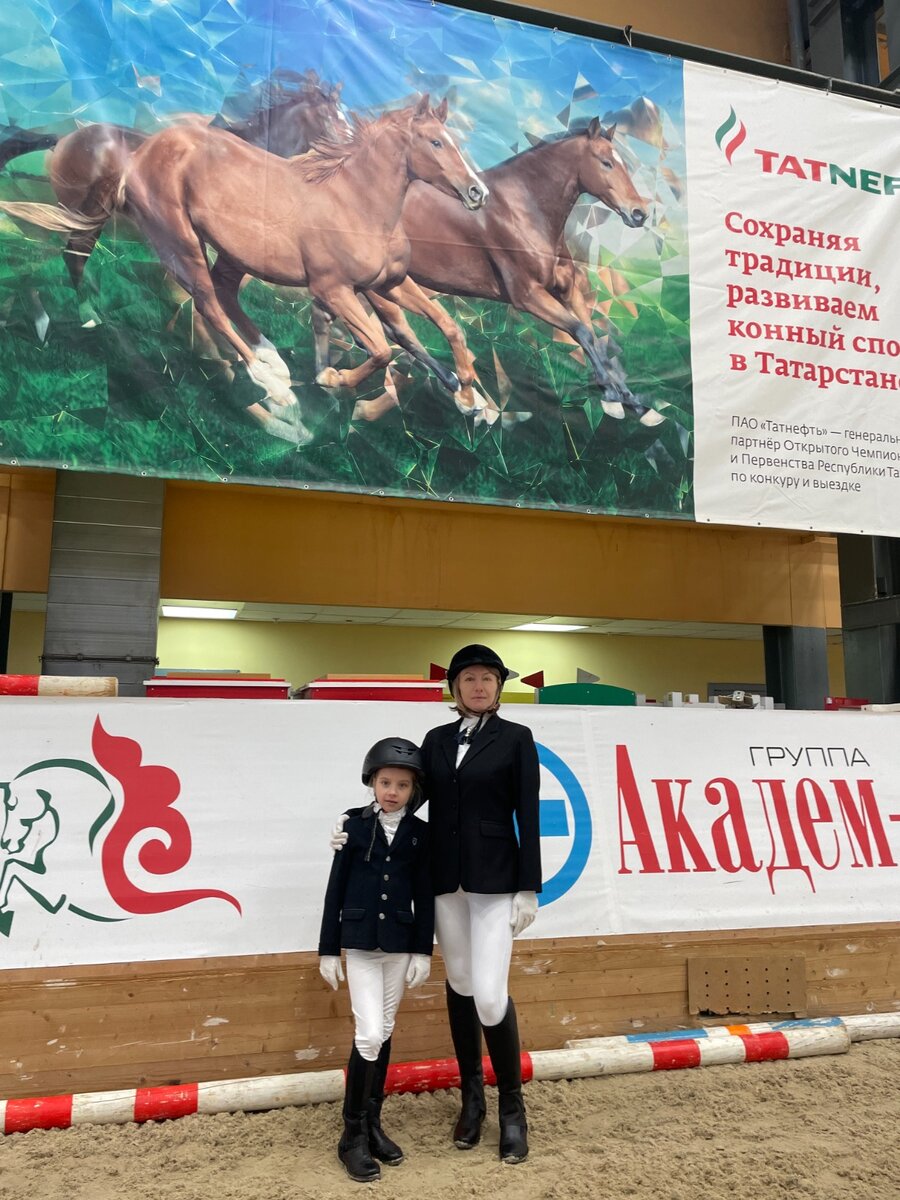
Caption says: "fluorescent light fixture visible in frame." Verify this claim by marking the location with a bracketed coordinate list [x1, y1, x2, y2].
[510, 622, 589, 633]
[161, 606, 239, 620]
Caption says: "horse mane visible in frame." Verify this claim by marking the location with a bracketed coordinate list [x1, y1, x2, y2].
[488, 121, 616, 175]
[521, 120, 609, 150]
[258, 70, 341, 116]
[297, 107, 410, 184]
[214, 69, 341, 136]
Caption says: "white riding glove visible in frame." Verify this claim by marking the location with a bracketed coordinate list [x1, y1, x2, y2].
[510, 890, 538, 937]
[319, 955, 344, 990]
[405, 954, 431, 989]
[329, 813, 349, 852]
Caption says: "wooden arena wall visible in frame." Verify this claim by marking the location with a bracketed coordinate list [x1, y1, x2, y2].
[159, 482, 841, 630]
[2, 923, 898, 1101]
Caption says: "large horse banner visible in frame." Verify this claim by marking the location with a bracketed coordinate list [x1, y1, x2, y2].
[0, 0, 897, 533]
[1, 698, 899, 970]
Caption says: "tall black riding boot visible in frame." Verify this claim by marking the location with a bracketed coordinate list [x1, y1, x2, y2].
[482, 998, 529, 1164]
[445, 982, 486, 1149]
[366, 1037, 404, 1166]
[338, 1047, 381, 1183]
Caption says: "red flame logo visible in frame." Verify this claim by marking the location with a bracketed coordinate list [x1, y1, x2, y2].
[92, 718, 241, 916]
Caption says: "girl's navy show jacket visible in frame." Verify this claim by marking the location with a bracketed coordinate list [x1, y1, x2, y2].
[318, 805, 434, 958]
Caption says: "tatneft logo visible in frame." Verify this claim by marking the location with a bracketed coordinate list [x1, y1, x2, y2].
[715, 107, 747, 164]
[716, 106, 900, 195]
[0, 717, 241, 937]
[535, 743, 592, 905]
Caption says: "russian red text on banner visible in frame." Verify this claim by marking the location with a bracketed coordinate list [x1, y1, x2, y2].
[686, 61, 900, 533]
[1, 699, 898, 970]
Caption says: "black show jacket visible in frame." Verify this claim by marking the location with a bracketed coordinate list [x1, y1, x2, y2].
[421, 715, 542, 896]
[318, 805, 434, 958]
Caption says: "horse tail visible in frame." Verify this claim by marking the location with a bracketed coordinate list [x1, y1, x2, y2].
[0, 126, 59, 171]
[0, 199, 107, 235]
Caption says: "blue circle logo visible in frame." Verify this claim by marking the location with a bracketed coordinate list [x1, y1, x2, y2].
[536, 743, 592, 906]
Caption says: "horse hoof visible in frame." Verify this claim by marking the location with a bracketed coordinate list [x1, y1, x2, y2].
[600, 400, 626, 420]
[79, 303, 101, 329]
[248, 359, 298, 408]
[639, 408, 666, 427]
[316, 367, 343, 388]
[474, 406, 500, 427]
[454, 387, 488, 415]
[475, 408, 529, 430]
[254, 345, 292, 384]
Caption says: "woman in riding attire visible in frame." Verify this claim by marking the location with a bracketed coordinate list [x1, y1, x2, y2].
[421, 644, 541, 1165]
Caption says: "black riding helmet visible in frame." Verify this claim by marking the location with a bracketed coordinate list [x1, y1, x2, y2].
[361, 737, 424, 785]
[446, 643, 510, 687]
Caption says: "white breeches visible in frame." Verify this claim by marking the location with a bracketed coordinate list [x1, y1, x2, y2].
[345, 949, 410, 1062]
[435, 888, 514, 1027]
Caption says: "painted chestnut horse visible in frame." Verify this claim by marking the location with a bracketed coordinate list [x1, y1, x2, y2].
[0, 72, 347, 297]
[0, 74, 351, 442]
[1, 97, 488, 429]
[349, 119, 663, 425]
[120, 96, 485, 408]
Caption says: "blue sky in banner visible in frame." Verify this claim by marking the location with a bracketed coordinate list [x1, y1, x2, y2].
[1, 0, 685, 172]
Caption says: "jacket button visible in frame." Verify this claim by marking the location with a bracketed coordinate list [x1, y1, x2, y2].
[379, 913, 385, 920]
[385, 856, 391, 862]
[381, 893, 388, 901]
[383, 874, 390, 881]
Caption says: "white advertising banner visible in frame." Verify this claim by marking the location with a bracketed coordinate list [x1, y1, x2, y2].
[1, 699, 898, 970]
[686, 61, 900, 534]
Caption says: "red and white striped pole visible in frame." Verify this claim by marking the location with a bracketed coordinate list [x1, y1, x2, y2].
[0, 675, 118, 697]
[1, 1014, 884, 1137]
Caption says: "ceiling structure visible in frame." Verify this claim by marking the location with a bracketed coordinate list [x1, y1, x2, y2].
[12, 593, 759, 639]
[12, 593, 845, 642]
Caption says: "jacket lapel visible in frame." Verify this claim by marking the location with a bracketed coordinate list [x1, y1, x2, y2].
[391, 812, 417, 852]
[440, 721, 461, 772]
[458, 716, 501, 769]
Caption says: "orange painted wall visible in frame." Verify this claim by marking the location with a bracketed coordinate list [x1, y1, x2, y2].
[530, 0, 789, 63]
[0, 468, 54, 593]
[160, 482, 840, 629]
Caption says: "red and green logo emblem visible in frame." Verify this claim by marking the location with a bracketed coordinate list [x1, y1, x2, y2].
[715, 107, 747, 164]
[0, 718, 241, 937]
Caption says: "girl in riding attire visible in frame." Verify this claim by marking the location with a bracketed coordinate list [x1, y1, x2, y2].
[318, 737, 433, 1184]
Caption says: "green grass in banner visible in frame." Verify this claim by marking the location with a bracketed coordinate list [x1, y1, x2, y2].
[0, 214, 693, 517]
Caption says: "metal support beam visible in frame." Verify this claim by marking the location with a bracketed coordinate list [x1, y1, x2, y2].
[0, 591, 11, 673]
[763, 626, 830, 710]
[838, 534, 900, 704]
[41, 472, 164, 696]
[841, 624, 899, 703]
